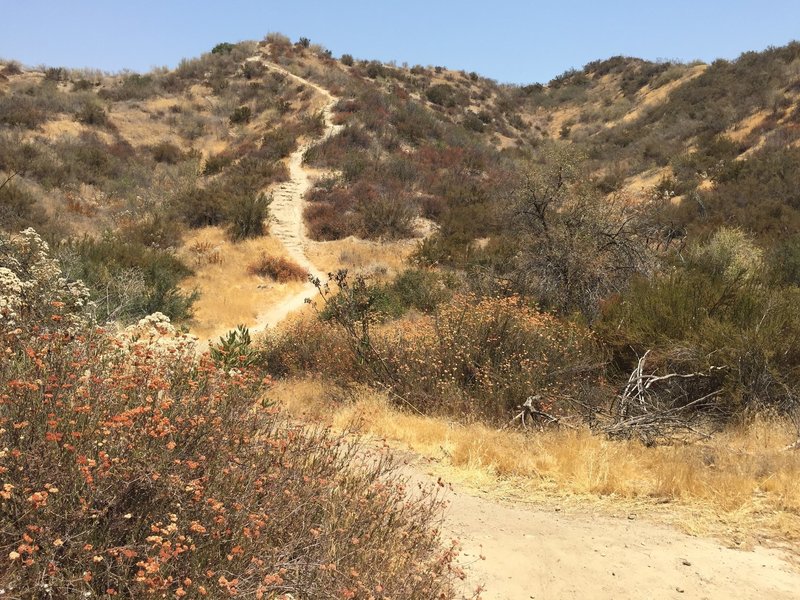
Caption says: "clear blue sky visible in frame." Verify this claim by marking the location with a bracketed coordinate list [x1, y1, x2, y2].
[1, 0, 799, 84]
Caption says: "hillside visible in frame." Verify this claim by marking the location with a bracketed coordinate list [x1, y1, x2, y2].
[3, 33, 800, 599]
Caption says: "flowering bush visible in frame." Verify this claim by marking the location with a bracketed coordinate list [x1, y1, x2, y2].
[0, 228, 91, 330]
[374, 294, 605, 420]
[0, 236, 459, 598]
[266, 281, 605, 423]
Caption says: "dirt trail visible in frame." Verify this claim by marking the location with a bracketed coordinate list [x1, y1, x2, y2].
[246, 58, 343, 334]
[232, 63, 800, 599]
[401, 457, 800, 600]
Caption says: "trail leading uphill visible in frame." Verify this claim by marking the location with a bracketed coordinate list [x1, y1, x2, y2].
[245, 57, 342, 333]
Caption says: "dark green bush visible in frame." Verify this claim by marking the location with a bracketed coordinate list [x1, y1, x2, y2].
[426, 83, 458, 107]
[59, 234, 196, 322]
[229, 105, 252, 124]
[211, 41, 235, 54]
[226, 192, 271, 241]
[171, 186, 226, 228]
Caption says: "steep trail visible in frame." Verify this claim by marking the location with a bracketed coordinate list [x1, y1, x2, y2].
[247, 58, 343, 334]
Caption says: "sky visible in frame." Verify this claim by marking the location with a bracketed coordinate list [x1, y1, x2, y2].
[1, 1, 799, 84]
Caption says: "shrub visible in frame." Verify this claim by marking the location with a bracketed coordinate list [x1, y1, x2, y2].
[260, 126, 299, 160]
[306, 274, 604, 422]
[241, 60, 265, 80]
[358, 188, 417, 239]
[59, 234, 196, 322]
[304, 200, 357, 240]
[74, 101, 108, 126]
[0, 95, 47, 128]
[0, 228, 91, 328]
[229, 105, 252, 124]
[426, 83, 457, 107]
[149, 141, 184, 164]
[597, 230, 800, 418]
[202, 151, 235, 175]
[1, 60, 22, 75]
[0, 181, 47, 233]
[43, 66, 68, 82]
[247, 253, 308, 282]
[226, 192, 271, 241]
[99, 73, 160, 101]
[171, 186, 226, 228]
[211, 41, 235, 54]
[341, 53, 354, 66]
[0, 314, 458, 598]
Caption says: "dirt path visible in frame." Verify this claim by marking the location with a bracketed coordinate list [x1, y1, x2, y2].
[247, 58, 343, 334]
[400, 456, 800, 600]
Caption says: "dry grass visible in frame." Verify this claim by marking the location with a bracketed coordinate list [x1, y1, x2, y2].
[307, 236, 417, 278]
[178, 226, 306, 340]
[620, 166, 673, 199]
[273, 377, 800, 545]
[39, 118, 115, 144]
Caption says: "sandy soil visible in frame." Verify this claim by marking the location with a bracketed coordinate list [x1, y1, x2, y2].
[401, 455, 800, 600]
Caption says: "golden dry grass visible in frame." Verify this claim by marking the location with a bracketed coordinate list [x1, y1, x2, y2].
[307, 236, 417, 278]
[273, 377, 800, 545]
[178, 226, 307, 341]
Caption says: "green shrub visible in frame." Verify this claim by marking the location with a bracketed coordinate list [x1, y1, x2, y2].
[226, 192, 271, 241]
[598, 230, 800, 417]
[171, 186, 226, 228]
[58, 234, 196, 322]
[211, 41, 235, 54]
[425, 83, 457, 107]
[229, 105, 252, 124]
[341, 53, 354, 66]
[74, 101, 108, 126]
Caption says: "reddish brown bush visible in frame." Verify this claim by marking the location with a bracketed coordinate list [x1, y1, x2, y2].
[247, 253, 308, 282]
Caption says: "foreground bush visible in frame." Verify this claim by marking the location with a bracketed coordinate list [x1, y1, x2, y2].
[0, 234, 460, 598]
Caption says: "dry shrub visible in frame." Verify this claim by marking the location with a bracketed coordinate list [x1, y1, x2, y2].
[247, 253, 308, 282]
[269, 283, 604, 423]
[260, 316, 351, 378]
[0, 247, 460, 598]
[373, 294, 605, 420]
